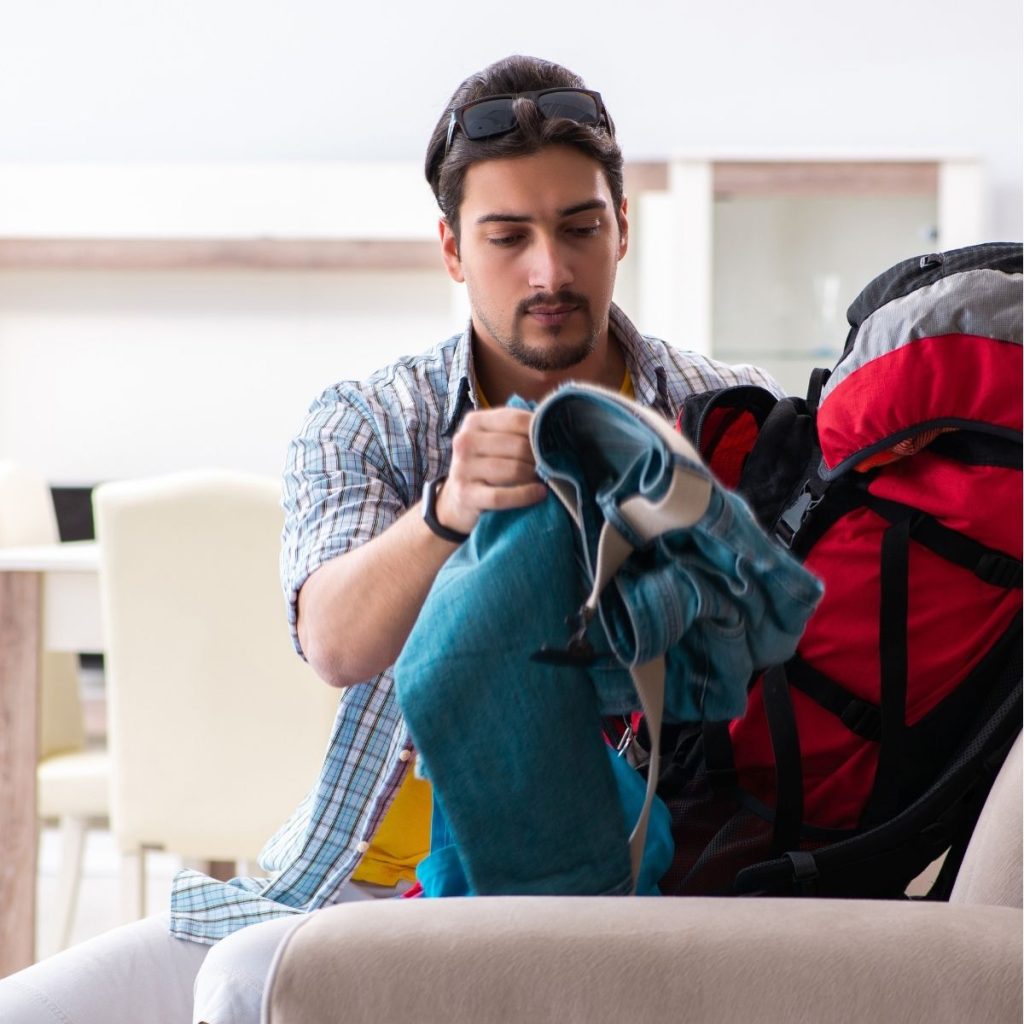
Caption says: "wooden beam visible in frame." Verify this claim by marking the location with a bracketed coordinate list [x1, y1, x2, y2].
[0, 571, 40, 977]
[713, 161, 938, 198]
[624, 161, 669, 194]
[0, 238, 444, 271]
[0, 161, 941, 270]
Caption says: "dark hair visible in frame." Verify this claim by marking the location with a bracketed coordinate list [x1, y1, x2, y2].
[424, 55, 623, 242]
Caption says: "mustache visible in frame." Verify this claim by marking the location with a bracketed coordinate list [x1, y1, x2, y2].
[516, 291, 590, 317]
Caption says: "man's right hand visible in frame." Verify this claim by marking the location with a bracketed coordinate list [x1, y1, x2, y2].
[434, 407, 549, 536]
[298, 406, 549, 687]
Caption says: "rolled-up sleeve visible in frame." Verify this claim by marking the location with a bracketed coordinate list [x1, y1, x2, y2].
[281, 383, 412, 656]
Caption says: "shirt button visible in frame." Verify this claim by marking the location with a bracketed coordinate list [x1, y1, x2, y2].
[355, 840, 370, 854]
[398, 749, 412, 762]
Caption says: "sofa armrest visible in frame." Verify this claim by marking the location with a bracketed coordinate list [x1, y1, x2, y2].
[952, 733, 1023, 908]
[262, 896, 1022, 1024]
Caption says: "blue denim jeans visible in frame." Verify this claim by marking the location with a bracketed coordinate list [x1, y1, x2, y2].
[395, 386, 822, 897]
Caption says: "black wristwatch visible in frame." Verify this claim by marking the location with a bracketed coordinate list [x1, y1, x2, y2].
[422, 477, 470, 544]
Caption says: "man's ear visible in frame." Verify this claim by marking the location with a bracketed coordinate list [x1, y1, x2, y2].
[439, 218, 465, 283]
[617, 197, 629, 262]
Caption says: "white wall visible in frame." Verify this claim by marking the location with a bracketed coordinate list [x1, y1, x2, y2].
[0, 0, 1019, 485]
[0, 268, 456, 483]
[1, 0, 1019, 235]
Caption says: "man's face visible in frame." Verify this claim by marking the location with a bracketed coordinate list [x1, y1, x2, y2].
[440, 145, 628, 373]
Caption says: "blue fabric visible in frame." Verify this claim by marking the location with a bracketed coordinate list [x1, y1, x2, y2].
[532, 387, 823, 721]
[400, 492, 636, 895]
[395, 387, 823, 898]
[417, 747, 674, 898]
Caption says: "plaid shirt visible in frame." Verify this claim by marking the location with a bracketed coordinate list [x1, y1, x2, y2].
[169, 304, 780, 944]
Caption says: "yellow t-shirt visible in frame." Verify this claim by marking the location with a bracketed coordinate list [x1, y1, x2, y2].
[351, 765, 433, 886]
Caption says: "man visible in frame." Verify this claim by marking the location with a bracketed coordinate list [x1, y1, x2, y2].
[0, 54, 778, 1024]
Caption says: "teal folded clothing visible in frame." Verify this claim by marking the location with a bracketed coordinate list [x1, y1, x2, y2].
[396, 386, 822, 897]
[417, 745, 675, 898]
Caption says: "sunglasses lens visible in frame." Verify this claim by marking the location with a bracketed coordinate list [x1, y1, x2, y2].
[461, 98, 518, 139]
[536, 91, 601, 124]
[451, 89, 604, 154]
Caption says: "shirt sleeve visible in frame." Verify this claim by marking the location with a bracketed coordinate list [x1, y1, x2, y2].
[280, 382, 413, 656]
[658, 345, 788, 412]
[727, 359, 786, 398]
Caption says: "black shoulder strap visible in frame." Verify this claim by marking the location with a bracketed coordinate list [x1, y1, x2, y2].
[762, 665, 804, 855]
[806, 368, 831, 413]
[863, 515, 912, 825]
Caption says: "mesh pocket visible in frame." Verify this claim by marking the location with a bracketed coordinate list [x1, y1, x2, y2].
[659, 764, 775, 894]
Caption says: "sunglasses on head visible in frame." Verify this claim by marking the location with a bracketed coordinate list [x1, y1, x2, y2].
[443, 88, 608, 159]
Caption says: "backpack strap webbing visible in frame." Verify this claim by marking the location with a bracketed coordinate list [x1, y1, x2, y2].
[701, 719, 737, 790]
[929, 430, 1023, 469]
[762, 665, 804, 855]
[864, 516, 912, 826]
[785, 656, 881, 742]
[784, 473, 1023, 593]
[784, 851, 821, 896]
[806, 367, 831, 413]
[863, 493, 1023, 590]
[734, 660, 1021, 899]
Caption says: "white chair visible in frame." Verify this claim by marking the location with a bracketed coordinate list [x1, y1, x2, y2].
[0, 461, 110, 954]
[91, 470, 340, 919]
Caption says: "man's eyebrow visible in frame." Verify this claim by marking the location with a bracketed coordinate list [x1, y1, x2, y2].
[475, 199, 608, 226]
[476, 212, 533, 225]
[558, 199, 607, 218]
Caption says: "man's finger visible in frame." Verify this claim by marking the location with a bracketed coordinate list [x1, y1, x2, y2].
[453, 431, 536, 465]
[464, 480, 548, 511]
[457, 457, 544, 488]
[461, 407, 535, 435]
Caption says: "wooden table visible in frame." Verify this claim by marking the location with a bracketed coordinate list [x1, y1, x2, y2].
[0, 542, 100, 977]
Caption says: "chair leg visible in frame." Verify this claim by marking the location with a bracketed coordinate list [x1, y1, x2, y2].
[205, 860, 237, 882]
[120, 848, 146, 922]
[183, 858, 237, 881]
[52, 815, 88, 953]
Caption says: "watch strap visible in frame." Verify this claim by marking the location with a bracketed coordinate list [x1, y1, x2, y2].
[422, 477, 470, 544]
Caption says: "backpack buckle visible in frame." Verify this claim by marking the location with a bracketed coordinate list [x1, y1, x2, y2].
[975, 552, 1023, 590]
[776, 485, 822, 548]
[785, 851, 820, 896]
[840, 700, 882, 742]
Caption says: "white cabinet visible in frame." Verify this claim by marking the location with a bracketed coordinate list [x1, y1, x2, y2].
[631, 157, 985, 396]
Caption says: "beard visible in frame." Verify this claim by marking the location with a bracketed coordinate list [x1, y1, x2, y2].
[480, 291, 600, 372]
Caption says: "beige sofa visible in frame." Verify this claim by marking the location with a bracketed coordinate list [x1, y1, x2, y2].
[263, 734, 1023, 1024]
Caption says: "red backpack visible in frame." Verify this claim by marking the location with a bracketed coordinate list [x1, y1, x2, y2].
[645, 242, 1022, 898]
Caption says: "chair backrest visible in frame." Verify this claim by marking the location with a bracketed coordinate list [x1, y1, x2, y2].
[0, 460, 85, 759]
[93, 469, 340, 861]
[949, 731, 1023, 908]
[0, 460, 60, 546]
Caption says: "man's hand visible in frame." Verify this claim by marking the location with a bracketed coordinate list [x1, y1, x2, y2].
[434, 407, 548, 536]
[297, 406, 548, 687]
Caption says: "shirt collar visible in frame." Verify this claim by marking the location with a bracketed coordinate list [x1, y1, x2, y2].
[606, 299, 671, 411]
[442, 320, 477, 436]
[608, 303, 669, 412]
[441, 303, 668, 434]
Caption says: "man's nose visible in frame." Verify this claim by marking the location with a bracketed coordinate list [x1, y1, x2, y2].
[527, 236, 574, 293]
